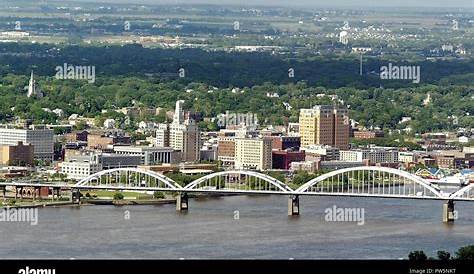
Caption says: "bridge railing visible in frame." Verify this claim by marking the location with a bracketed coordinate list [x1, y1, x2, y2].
[75, 168, 183, 190]
[295, 166, 444, 199]
[449, 184, 474, 200]
[183, 170, 293, 194]
[5, 166, 467, 201]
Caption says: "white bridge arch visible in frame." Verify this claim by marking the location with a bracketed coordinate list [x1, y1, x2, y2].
[68, 166, 471, 201]
[184, 170, 293, 194]
[450, 184, 474, 200]
[75, 168, 182, 190]
[295, 166, 444, 199]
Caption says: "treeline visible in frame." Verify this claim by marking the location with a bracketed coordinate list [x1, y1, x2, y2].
[409, 245, 474, 260]
[0, 43, 473, 89]
[0, 74, 471, 133]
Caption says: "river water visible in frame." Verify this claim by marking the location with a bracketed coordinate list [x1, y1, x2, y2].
[0, 195, 473, 259]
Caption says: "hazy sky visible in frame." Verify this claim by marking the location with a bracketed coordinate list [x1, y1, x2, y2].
[62, 0, 473, 9]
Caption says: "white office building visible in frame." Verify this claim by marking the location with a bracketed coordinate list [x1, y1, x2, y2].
[340, 148, 399, 164]
[234, 138, 273, 171]
[58, 156, 102, 180]
[113, 146, 178, 165]
[398, 151, 415, 163]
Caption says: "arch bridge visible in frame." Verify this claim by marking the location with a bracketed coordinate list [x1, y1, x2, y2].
[1, 166, 471, 222]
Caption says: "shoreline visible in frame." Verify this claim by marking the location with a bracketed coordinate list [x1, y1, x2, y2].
[0, 193, 243, 209]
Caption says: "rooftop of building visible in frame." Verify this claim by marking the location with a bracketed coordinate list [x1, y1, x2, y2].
[113, 145, 174, 152]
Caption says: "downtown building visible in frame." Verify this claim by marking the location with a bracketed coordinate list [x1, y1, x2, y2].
[217, 131, 237, 168]
[155, 100, 200, 162]
[302, 144, 340, 161]
[113, 146, 179, 165]
[0, 125, 54, 161]
[299, 105, 350, 150]
[0, 141, 34, 166]
[339, 147, 399, 165]
[59, 153, 142, 180]
[234, 137, 273, 171]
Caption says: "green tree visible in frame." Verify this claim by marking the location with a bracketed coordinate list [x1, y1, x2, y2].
[153, 191, 165, 199]
[408, 251, 427, 261]
[75, 121, 87, 130]
[113, 192, 124, 200]
[455, 245, 474, 260]
[437, 250, 451, 261]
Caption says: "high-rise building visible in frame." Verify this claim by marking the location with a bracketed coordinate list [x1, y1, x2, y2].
[234, 138, 272, 171]
[156, 100, 200, 162]
[155, 123, 170, 147]
[169, 119, 200, 162]
[299, 105, 349, 150]
[0, 126, 53, 161]
[173, 100, 185, 125]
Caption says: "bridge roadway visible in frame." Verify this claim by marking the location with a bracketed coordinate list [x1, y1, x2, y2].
[0, 166, 472, 222]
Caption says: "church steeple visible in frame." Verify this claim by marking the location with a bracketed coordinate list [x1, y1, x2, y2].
[26, 71, 43, 98]
[27, 71, 35, 98]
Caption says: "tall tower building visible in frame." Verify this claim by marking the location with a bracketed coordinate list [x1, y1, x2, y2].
[173, 100, 184, 125]
[333, 107, 350, 150]
[169, 118, 200, 162]
[299, 105, 349, 150]
[158, 100, 200, 162]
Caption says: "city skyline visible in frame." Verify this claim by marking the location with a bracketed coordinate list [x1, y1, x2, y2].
[0, 0, 472, 269]
[60, 0, 474, 9]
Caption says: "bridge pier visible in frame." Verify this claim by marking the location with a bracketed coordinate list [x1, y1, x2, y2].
[176, 192, 189, 211]
[33, 186, 38, 201]
[53, 187, 61, 201]
[442, 200, 455, 223]
[288, 195, 300, 216]
[71, 189, 81, 204]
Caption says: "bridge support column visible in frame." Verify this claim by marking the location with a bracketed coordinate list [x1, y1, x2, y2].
[176, 192, 188, 211]
[71, 189, 81, 205]
[33, 187, 38, 201]
[288, 195, 300, 216]
[1, 186, 5, 200]
[53, 187, 60, 201]
[442, 200, 455, 223]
